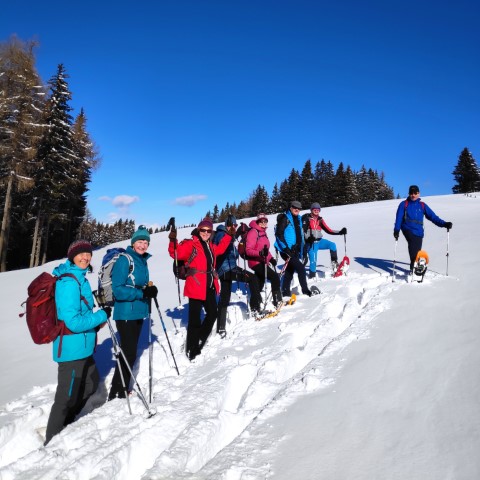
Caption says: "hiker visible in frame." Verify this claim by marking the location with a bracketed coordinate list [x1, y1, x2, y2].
[213, 216, 262, 336]
[394, 185, 452, 271]
[168, 217, 236, 360]
[302, 202, 347, 278]
[45, 240, 110, 446]
[274, 201, 312, 297]
[108, 226, 157, 400]
[245, 213, 283, 308]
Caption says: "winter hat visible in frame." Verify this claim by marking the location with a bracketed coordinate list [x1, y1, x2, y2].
[131, 225, 150, 245]
[225, 215, 237, 227]
[198, 217, 214, 230]
[290, 200, 302, 209]
[67, 239, 93, 262]
[310, 202, 321, 211]
[408, 185, 420, 195]
[256, 213, 268, 223]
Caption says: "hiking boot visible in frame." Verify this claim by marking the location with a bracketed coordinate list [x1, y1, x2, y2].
[302, 289, 312, 297]
[217, 329, 227, 339]
[308, 271, 316, 279]
[331, 261, 339, 273]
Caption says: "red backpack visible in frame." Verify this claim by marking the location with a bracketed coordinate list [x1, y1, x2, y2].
[20, 272, 88, 357]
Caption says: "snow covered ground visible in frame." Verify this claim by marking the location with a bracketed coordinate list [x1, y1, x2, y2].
[0, 194, 479, 479]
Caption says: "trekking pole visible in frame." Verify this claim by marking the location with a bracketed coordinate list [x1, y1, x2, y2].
[105, 315, 133, 415]
[148, 299, 153, 404]
[167, 217, 183, 309]
[152, 296, 180, 376]
[446, 228, 450, 276]
[93, 292, 156, 417]
[343, 233, 347, 258]
[392, 240, 398, 282]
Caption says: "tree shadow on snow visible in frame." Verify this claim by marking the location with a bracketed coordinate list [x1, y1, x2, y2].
[354, 256, 410, 275]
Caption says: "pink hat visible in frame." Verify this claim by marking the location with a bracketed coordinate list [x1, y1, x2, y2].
[198, 217, 213, 230]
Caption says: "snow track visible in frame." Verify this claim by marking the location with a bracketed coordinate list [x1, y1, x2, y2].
[0, 271, 446, 479]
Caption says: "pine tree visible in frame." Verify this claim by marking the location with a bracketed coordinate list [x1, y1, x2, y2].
[30, 64, 78, 266]
[299, 159, 314, 208]
[452, 148, 480, 193]
[250, 185, 270, 216]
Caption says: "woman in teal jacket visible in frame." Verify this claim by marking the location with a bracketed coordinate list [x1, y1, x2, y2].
[45, 240, 109, 446]
[108, 226, 157, 400]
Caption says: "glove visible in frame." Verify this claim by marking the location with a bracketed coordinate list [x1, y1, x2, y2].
[269, 258, 277, 267]
[259, 245, 269, 257]
[393, 230, 399, 240]
[143, 285, 158, 299]
[307, 235, 315, 244]
[102, 306, 112, 319]
[444, 222, 452, 230]
[339, 227, 347, 235]
[168, 228, 177, 240]
[226, 225, 237, 236]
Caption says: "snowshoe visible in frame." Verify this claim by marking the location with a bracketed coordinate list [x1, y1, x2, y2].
[412, 250, 429, 283]
[310, 285, 321, 296]
[333, 256, 350, 277]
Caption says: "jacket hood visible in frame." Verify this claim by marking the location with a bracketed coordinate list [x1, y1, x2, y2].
[249, 219, 266, 232]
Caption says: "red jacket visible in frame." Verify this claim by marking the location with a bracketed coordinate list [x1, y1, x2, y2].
[169, 232, 232, 300]
[245, 220, 273, 269]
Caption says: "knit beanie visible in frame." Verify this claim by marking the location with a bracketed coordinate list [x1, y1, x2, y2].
[131, 225, 151, 245]
[310, 202, 321, 210]
[198, 217, 214, 230]
[67, 239, 93, 262]
[409, 185, 420, 195]
[256, 213, 268, 222]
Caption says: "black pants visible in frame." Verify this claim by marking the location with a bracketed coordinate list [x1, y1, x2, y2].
[45, 356, 99, 445]
[109, 319, 143, 399]
[187, 287, 217, 360]
[252, 263, 281, 303]
[218, 267, 262, 313]
[280, 254, 310, 296]
[402, 229, 423, 271]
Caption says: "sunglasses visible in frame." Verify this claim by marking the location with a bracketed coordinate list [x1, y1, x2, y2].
[258, 220, 268, 224]
[199, 228, 212, 233]
[291, 207, 300, 211]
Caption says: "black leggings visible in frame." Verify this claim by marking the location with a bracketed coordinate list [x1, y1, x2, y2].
[109, 319, 143, 399]
[187, 287, 218, 360]
[218, 267, 262, 312]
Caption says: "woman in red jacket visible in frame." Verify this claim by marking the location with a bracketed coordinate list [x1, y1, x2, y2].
[168, 218, 235, 360]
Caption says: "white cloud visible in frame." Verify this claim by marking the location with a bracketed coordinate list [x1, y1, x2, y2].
[174, 194, 207, 207]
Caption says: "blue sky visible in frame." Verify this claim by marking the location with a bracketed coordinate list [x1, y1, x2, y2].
[3, 0, 479, 228]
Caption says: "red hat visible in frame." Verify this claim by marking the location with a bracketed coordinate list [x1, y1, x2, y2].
[256, 213, 268, 223]
[198, 217, 213, 230]
[67, 239, 93, 262]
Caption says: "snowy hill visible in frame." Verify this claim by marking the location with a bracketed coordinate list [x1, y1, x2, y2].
[0, 194, 479, 479]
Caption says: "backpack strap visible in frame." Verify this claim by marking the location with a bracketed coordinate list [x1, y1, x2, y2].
[403, 200, 425, 225]
[118, 252, 135, 287]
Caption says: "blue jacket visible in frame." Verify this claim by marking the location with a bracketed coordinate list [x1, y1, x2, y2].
[213, 225, 239, 276]
[52, 261, 107, 363]
[394, 197, 446, 237]
[111, 245, 151, 320]
[274, 210, 305, 259]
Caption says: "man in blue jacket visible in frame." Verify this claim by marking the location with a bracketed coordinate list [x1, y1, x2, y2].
[394, 185, 452, 272]
[274, 201, 312, 297]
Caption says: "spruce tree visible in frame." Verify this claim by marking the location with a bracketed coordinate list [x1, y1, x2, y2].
[299, 159, 314, 208]
[452, 148, 480, 193]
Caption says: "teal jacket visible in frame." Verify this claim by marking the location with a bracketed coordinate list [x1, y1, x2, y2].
[52, 261, 107, 363]
[111, 246, 151, 320]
